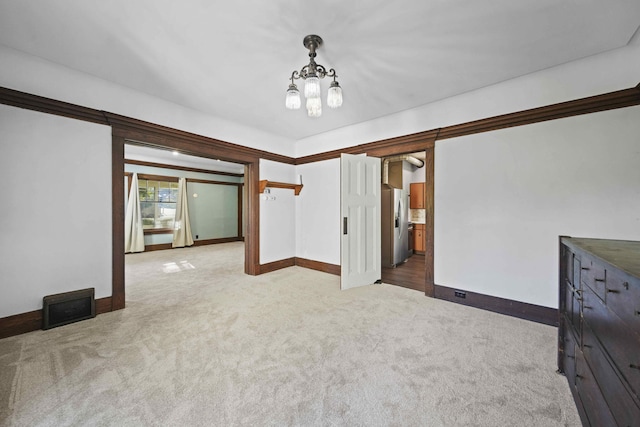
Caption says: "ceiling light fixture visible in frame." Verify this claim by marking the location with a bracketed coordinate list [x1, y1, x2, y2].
[285, 35, 342, 118]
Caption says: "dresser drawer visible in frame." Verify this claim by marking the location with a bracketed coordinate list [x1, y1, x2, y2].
[564, 281, 581, 335]
[605, 269, 640, 332]
[561, 320, 577, 385]
[575, 349, 618, 426]
[583, 285, 640, 400]
[583, 323, 640, 426]
[563, 248, 575, 287]
[580, 255, 607, 301]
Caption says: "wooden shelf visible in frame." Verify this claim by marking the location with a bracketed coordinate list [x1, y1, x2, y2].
[259, 180, 303, 195]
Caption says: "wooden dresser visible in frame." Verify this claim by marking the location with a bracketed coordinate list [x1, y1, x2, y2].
[558, 237, 640, 426]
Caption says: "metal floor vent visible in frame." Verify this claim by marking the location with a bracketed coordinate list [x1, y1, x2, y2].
[43, 288, 95, 330]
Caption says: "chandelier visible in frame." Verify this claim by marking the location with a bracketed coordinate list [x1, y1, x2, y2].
[285, 35, 343, 118]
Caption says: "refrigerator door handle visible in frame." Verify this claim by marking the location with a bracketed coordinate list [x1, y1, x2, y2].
[343, 217, 348, 235]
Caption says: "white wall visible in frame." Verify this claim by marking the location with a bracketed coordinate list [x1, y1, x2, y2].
[259, 159, 296, 264]
[0, 45, 295, 157]
[295, 35, 640, 157]
[188, 182, 239, 240]
[0, 105, 112, 318]
[435, 106, 640, 308]
[410, 165, 426, 184]
[295, 159, 341, 265]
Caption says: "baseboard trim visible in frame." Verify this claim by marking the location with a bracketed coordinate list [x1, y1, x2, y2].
[434, 284, 558, 326]
[96, 296, 114, 315]
[194, 237, 244, 246]
[259, 257, 295, 274]
[0, 309, 41, 340]
[257, 257, 341, 276]
[0, 296, 114, 340]
[295, 258, 341, 276]
[142, 243, 173, 252]
[141, 237, 244, 253]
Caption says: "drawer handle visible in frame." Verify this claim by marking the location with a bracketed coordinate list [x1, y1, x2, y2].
[635, 310, 640, 317]
[583, 305, 592, 310]
[606, 289, 619, 294]
[567, 355, 575, 359]
[581, 267, 590, 271]
[630, 364, 640, 371]
[623, 282, 629, 290]
[584, 344, 592, 349]
[595, 278, 605, 283]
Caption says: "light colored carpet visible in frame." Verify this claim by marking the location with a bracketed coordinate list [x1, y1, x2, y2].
[1, 243, 580, 426]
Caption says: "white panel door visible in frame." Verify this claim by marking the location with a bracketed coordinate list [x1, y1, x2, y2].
[340, 153, 381, 290]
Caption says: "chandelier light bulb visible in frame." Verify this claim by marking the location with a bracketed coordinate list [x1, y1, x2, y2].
[304, 75, 321, 99]
[327, 81, 343, 108]
[306, 96, 322, 118]
[285, 84, 301, 109]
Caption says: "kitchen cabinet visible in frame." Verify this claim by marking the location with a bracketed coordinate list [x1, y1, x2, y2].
[558, 237, 640, 426]
[413, 223, 425, 253]
[410, 182, 425, 209]
[408, 227, 414, 253]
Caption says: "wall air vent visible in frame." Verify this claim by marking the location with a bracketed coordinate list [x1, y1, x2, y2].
[42, 288, 95, 330]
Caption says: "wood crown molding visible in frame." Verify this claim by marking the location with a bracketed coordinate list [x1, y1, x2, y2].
[0, 87, 108, 125]
[187, 178, 243, 186]
[0, 87, 294, 165]
[2, 84, 639, 165]
[296, 130, 438, 165]
[436, 85, 640, 141]
[295, 84, 640, 163]
[125, 159, 244, 177]
[105, 112, 295, 165]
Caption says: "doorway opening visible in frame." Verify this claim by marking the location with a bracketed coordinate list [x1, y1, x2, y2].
[380, 151, 427, 292]
[118, 140, 252, 307]
[124, 143, 246, 251]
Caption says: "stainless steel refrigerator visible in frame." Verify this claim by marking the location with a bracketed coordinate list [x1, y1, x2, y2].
[381, 187, 410, 268]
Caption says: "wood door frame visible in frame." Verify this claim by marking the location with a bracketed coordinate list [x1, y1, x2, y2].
[423, 146, 435, 297]
[363, 134, 438, 296]
[110, 122, 265, 309]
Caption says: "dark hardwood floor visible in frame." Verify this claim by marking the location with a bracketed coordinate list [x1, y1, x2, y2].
[381, 253, 425, 292]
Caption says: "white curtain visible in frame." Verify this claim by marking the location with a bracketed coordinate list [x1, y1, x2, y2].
[172, 177, 194, 248]
[124, 173, 145, 253]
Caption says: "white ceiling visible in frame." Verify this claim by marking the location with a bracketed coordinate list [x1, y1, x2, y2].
[1, 0, 639, 141]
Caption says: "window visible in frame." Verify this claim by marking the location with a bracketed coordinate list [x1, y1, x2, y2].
[138, 179, 179, 230]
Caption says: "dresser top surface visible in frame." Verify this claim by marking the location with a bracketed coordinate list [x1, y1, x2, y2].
[562, 237, 640, 278]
